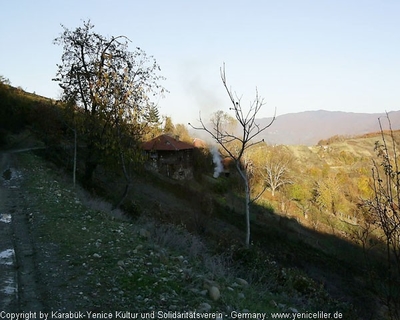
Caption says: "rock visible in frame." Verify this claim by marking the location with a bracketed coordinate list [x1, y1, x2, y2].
[203, 279, 212, 289]
[198, 302, 212, 312]
[208, 286, 220, 301]
[225, 306, 233, 313]
[236, 277, 249, 287]
[139, 228, 150, 238]
[288, 307, 299, 313]
[204, 279, 220, 289]
[200, 290, 208, 296]
[190, 288, 200, 294]
[93, 253, 101, 258]
[238, 292, 245, 299]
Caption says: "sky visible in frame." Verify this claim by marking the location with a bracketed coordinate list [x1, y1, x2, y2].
[1, 0, 400, 125]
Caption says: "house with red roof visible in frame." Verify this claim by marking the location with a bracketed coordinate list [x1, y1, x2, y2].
[142, 134, 195, 180]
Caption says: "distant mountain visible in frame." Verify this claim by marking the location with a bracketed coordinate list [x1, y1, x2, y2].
[256, 110, 400, 146]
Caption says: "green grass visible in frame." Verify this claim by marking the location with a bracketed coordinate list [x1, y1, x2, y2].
[15, 151, 359, 317]
[15, 152, 284, 313]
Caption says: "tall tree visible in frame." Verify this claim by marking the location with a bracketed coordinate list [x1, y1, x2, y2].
[190, 64, 275, 246]
[174, 123, 192, 142]
[146, 104, 161, 125]
[53, 20, 165, 184]
[163, 116, 175, 135]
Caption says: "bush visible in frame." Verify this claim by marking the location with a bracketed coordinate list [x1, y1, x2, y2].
[211, 177, 230, 194]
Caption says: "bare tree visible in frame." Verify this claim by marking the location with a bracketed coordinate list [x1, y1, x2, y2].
[190, 64, 275, 247]
[260, 146, 294, 197]
[363, 114, 400, 319]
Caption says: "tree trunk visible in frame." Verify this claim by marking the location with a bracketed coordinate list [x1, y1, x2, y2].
[73, 128, 77, 187]
[236, 163, 251, 247]
[113, 118, 133, 210]
[83, 140, 99, 186]
[244, 177, 251, 247]
[113, 182, 131, 210]
[84, 160, 97, 186]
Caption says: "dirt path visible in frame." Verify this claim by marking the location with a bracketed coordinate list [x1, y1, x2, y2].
[0, 152, 43, 312]
[0, 152, 18, 311]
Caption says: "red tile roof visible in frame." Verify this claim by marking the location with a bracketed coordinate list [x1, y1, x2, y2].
[193, 138, 207, 148]
[142, 134, 194, 151]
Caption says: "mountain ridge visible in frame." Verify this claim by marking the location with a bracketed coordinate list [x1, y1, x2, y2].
[256, 109, 400, 145]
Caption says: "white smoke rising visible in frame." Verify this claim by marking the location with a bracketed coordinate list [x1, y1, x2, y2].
[211, 146, 223, 178]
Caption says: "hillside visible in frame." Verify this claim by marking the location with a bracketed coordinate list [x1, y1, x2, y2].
[256, 110, 400, 145]
[1, 148, 363, 317]
[1, 83, 397, 318]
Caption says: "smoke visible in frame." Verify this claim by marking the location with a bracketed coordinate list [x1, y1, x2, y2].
[211, 146, 223, 178]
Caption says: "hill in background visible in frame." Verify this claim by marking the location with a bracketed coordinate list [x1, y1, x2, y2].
[256, 110, 400, 146]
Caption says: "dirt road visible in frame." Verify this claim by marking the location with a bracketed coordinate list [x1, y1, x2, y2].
[0, 152, 43, 312]
[0, 152, 18, 311]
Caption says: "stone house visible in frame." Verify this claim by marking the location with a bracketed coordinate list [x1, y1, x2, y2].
[142, 134, 194, 180]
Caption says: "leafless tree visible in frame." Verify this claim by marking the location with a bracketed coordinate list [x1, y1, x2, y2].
[190, 64, 276, 247]
[260, 146, 294, 197]
[363, 114, 400, 319]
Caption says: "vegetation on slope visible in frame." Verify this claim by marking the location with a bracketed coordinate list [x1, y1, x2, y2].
[11, 150, 357, 316]
[1, 75, 398, 318]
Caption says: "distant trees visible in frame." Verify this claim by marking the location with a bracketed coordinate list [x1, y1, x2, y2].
[174, 123, 192, 143]
[312, 174, 344, 217]
[0, 75, 10, 85]
[146, 104, 161, 125]
[190, 64, 275, 247]
[289, 182, 312, 219]
[162, 116, 175, 135]
[53, 20, 165, 187]
[141, 106, 162, 140]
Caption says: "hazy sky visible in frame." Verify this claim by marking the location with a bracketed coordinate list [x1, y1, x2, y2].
[1, 0, 399, 125]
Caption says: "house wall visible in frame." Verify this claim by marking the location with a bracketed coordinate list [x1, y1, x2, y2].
[145, 149, 194, 180]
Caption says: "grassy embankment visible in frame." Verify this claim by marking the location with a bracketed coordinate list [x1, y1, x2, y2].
[14, 150, 356, 316]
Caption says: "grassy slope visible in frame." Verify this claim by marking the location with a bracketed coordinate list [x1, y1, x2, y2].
[12, 154, 300, 312]
[1, 86, 386, 317]
[18, 151, 346, 315]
